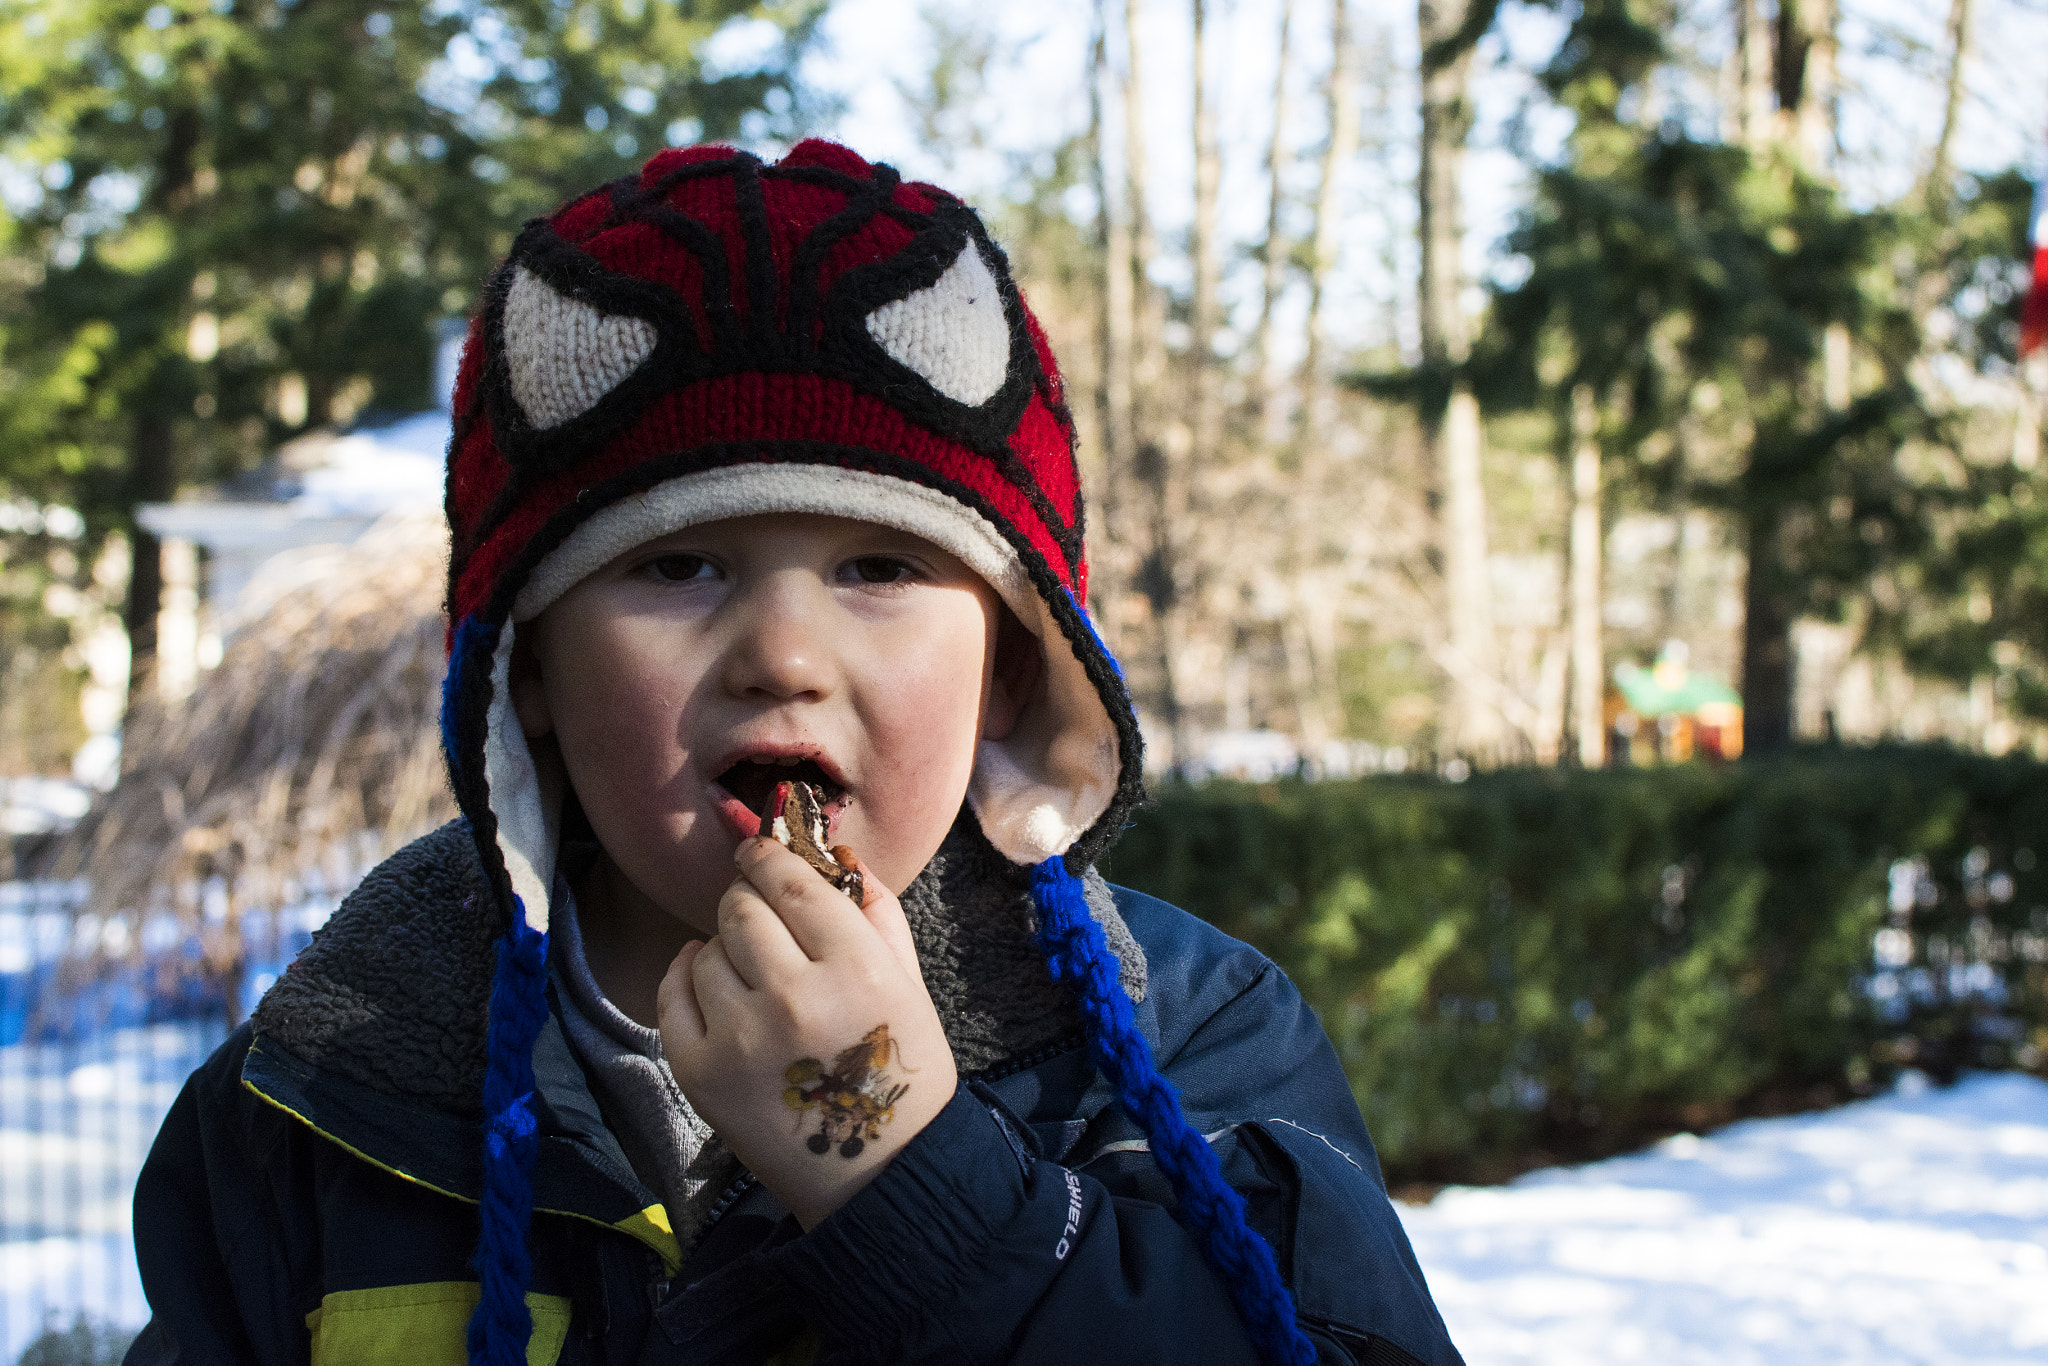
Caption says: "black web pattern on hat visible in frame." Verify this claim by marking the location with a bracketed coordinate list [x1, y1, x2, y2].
[461, 150, 1084, 575]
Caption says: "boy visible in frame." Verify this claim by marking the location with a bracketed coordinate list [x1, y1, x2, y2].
[126, 141, 1461, 1366]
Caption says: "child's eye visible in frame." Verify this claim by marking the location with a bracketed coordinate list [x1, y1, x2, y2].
[846, 556, 916, 585]
[646, 553, 715, 582]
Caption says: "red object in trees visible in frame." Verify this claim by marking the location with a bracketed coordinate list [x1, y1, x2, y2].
[2023, 174, 2048, 357]
[2024, 248, 2048, 357]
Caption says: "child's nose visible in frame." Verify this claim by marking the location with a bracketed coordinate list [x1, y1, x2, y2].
[719, 573, 835, 701]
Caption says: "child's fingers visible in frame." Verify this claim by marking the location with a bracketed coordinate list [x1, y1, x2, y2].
[657, 939, 709, 1043]
[833, 847, 920, 977]
[715, 875, 811, 984]
[838, 847, 882, 912]
[687, 936, 751, 1024]
[733, 837, 869, 961]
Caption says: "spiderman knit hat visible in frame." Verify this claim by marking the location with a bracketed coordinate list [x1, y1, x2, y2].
[441, 139, 1313, 1366]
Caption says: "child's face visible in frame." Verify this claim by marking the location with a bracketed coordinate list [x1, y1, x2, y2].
[512, 512, 1033, 938]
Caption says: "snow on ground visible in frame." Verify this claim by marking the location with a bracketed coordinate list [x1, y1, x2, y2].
[0, 1023, 224, 1360]
[0, 1236, 146, 1354]
[1398, 1071, 2048, 1366]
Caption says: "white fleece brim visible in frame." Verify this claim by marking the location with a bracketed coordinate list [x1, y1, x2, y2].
[482, 464, 1120, 932]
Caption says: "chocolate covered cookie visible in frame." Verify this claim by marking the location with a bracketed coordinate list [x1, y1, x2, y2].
[758, 780, 865, 904]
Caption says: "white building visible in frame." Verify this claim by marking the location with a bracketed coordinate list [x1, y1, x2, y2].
[134, 328, 460, 706]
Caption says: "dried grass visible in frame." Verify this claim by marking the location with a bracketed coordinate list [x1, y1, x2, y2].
[55, 508, 456, 946]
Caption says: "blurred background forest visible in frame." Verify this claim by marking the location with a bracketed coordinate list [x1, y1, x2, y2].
[1, 0, 2045, 800]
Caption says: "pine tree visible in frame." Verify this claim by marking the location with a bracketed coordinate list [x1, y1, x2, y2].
[0, 0, 824, 677]
[1475, 0, 1942, 758]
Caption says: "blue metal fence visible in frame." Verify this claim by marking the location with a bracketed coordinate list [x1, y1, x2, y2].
[0, 882, 332, 1362]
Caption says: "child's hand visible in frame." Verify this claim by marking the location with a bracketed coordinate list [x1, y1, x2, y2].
[658, 837, 958, 1230]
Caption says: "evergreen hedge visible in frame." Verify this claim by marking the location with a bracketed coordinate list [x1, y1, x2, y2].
[1103, 745, 2048, 1185]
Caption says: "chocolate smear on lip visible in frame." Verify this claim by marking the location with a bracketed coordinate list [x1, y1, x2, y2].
[759, 780, 864, 904]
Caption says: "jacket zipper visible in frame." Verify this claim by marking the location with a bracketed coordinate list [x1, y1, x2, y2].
[680, 1169, 760, 1262]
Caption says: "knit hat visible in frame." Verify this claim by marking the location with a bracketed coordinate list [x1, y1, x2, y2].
[440, 139, 1312, 1366]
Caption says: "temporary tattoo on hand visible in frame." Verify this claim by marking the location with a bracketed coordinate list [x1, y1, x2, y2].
[782, 1024, 913, 1159]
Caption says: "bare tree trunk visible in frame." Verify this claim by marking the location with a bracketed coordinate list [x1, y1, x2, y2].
[1301, 0, 1359, 445]
[1436, 394, 1496, 746]
[1824, 321, 1851, 408]
[1771, 1, 1803, 146]
[1088, 0, 1133, 635]
[1739, 0, 1812, 755]
[124, 412, 177, 704]
[1189, 0, 1224, 571]
[2015, 369, 2042, 473]
[1124, 0, 1160, 352]
[1735, 0, 1773, 152]
[1178, 0, 1226, 766]
[1904, 0, 1971, 332]
[1807, 1, 1849, 424]
[1661, 402, 1703, 648]
[1741, 504, 1796, 754]
[1191, 0, 1221, 419]
[1532, 636, 1568, 765]
[1282, 0, 1361, 753]
[1771, 0, 1830, 153]
[124, 115, 203, 715]
[1737, 0, 1840, 754]
[1794, 0, 1838, 171]
[1416, 2, 1472, 381]
[1252, 0, 1296, 425]
[1568, 385, 1605, 766]
[1418, 0, 1501, 763]
[1124, 0, 1188, 771]
[1927, 0, 1972, 205]
[1281, 613, 1321, 753]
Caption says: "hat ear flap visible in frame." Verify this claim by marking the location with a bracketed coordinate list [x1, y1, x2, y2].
[503, 266, 658, 430]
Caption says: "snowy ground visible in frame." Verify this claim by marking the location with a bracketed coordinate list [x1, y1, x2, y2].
[0, 1023, 224, 1361]
[1398, 1071, 2048, 1366]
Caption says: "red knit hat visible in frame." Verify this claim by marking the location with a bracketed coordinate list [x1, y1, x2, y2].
[443, 139, 1140, 909]
[441, 140, 1309, 1366]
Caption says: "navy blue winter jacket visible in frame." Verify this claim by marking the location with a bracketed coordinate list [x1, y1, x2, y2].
[125, 823, 1461, 1365]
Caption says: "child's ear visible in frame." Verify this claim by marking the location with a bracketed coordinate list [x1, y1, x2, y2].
[509, 625, 554, 739]
[981, 604, 1042, 742]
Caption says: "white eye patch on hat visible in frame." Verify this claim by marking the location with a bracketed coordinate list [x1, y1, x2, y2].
[502, 267, 658, 431]
[864, 244, 1011, 406]
[500, 241, 1013, 434]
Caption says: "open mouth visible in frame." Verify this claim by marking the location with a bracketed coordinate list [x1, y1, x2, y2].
[715, 755, 845, 816]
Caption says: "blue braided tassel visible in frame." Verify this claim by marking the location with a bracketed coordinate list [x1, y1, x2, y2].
[1031, 858, 1317, 1366]
[466, 906, 550, 1366]
[441, 614, 494, 770]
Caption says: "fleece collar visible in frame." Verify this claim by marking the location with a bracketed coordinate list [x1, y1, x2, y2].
[251, 815, 1145, 1121]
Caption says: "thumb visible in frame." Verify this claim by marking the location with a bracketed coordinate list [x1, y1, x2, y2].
[835, 847, 921, 977]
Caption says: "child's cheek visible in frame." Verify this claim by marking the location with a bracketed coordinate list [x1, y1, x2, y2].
[852, 636, 987, 884]
[555, 658, 695, 839]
